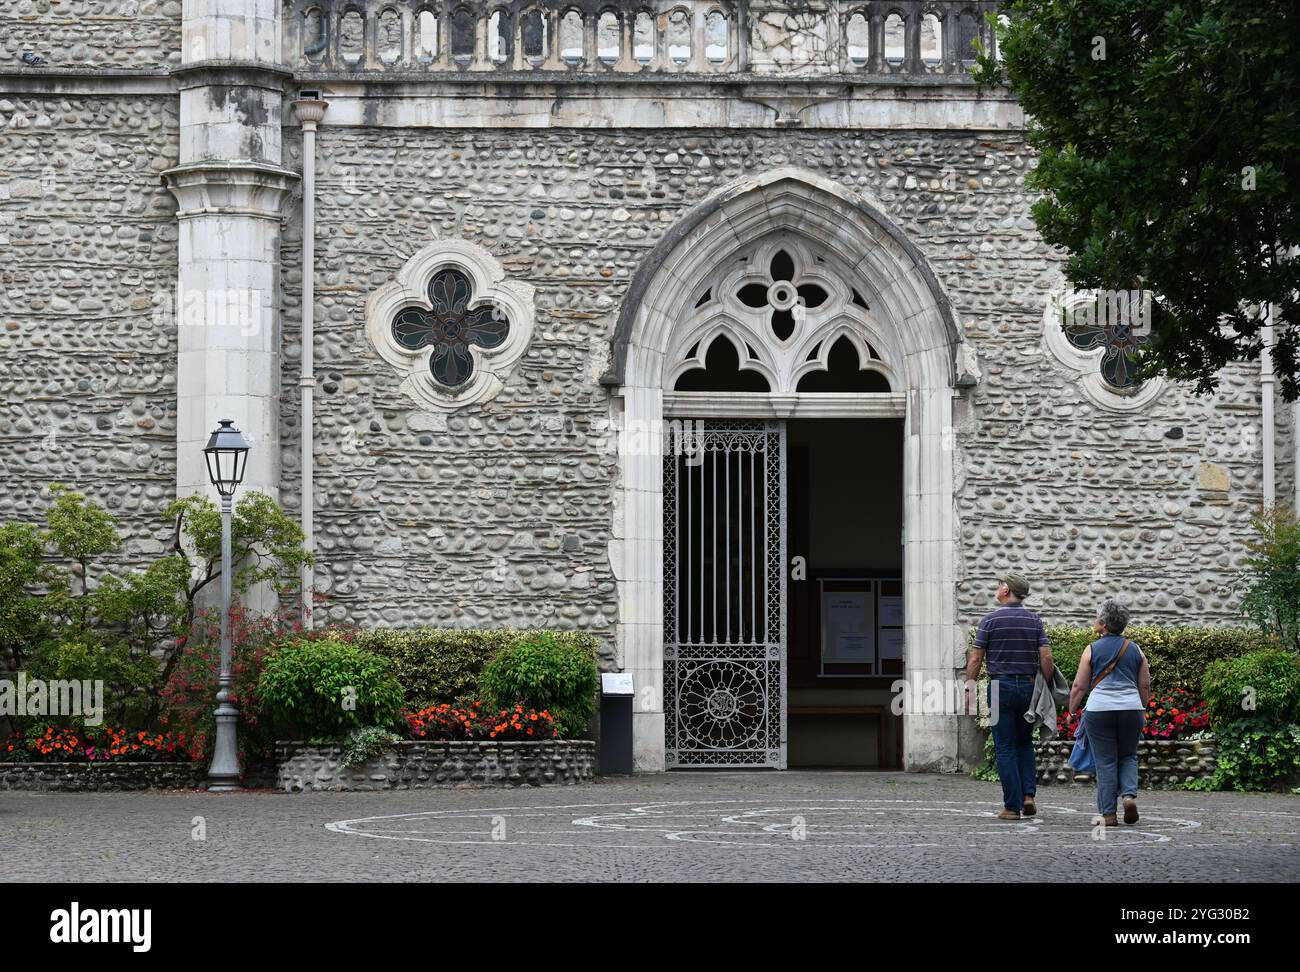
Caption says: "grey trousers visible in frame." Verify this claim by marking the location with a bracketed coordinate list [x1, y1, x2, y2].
[1083, 709, 1145, 816]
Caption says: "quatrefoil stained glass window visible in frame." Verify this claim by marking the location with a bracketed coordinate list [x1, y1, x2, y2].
[391, 269, 510, 388]
[1060, 294, 1151, 390]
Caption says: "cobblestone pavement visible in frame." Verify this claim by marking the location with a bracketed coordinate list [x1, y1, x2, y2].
[3, 772, 1298, 882]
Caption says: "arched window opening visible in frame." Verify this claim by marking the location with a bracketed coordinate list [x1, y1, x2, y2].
[597, 11, 620, 64]
[451, 7, 476, 62]
[667, 8, 691, 65]
[522, 7, 548, 62]
[559, 9, 584, 65]
[797, 337, 892, 392]
[846, 12, 869, 66]
[303, 7, 327, 59]
[883, 13, 905, 64]
[704, 11, 727, 64]
[920, 13, 943, 64]
[674, 336, 771, 392]
[958, 10, 980, 67]
[416, 9, 439, 61]
[489, 9, 512, 63]
[378, 7, 403, 65]
[340, 9, 364, 66]
[633, 11, 654, 63]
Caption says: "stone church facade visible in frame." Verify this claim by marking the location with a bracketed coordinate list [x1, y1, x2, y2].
[2, 1, 1295, 771]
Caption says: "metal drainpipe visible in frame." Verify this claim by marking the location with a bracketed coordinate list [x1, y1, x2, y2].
[291, 97, 328, 627]
[1262, 307, 1275, 508]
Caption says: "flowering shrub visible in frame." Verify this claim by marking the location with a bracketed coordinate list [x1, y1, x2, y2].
[405, 702, 558, 742]
[160, 603, 355, 761]
[1054, 688, 1210, 742]
[1143, 688, 1210, 739]
[258, 634, 403, 739]
[2, 725, 191, 763]
[477, 633, 598, 738]
[1056, 707, 1084, 741]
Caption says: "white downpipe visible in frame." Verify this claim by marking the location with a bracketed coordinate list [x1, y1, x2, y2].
[292, 98, 327, 627]
[1261, 308, 1275, 508]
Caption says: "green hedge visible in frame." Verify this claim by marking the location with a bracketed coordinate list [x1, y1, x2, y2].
[1193, 651, 1300, 791]
[1043, 626, 1274, 697]
[354, 628, 605, 713]
[1203, 650, 1300, 726]
[478, 632, 600, 739]
[258, 635, 405, 739]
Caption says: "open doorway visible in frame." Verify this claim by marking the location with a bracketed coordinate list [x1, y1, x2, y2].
[786, 418, 904, 767]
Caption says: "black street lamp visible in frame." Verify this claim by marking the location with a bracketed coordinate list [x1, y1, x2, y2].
[202, 419, 249, 791]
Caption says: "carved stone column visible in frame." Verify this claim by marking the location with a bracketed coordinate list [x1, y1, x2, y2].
[162, 1, 297, 503]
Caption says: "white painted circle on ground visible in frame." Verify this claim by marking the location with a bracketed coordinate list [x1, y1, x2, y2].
[324, 798, 1247, 850]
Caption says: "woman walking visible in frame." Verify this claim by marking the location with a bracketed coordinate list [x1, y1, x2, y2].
[1068, 599, 1152, 825]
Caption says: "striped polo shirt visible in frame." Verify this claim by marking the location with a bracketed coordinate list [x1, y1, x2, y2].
[974, 602, 1048, 675]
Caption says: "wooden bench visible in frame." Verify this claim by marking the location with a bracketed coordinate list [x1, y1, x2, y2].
[787, 705, 897, 767]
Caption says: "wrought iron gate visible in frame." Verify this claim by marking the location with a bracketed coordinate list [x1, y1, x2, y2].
[663, 419, 786, 768]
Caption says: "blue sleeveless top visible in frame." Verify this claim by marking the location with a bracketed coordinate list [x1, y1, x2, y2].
[1086, 634, 1144, 711]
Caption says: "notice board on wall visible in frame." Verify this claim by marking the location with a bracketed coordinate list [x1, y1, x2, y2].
[817, 577, 904, 676]
[821, 590, 875, 663]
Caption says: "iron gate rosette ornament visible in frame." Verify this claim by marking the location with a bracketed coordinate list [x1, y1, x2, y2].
[366, 239, 535, 411]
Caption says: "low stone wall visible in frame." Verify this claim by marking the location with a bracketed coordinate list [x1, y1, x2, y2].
[0, 761, 278, 791]
[275, 740, 597, 792]
[1034, 738, 1217, 789]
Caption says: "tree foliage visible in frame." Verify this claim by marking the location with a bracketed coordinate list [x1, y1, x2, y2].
[0, 484, 311, 732]
[164, 490, 312, 631]
[0, 522, 52, 670]
[1237, 505, 1300, 652]
[976, 0, 1300, 399]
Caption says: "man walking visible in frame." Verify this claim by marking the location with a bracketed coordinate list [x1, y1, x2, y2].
[966, 571, 1054, 820]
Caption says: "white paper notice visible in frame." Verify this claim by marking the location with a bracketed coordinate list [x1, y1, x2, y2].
[880, 628, 904, 660]
[822, 591, 875, 663]
[834, 633, 875, 661]
[827, 594, 867, 631]
[880, 596, 904, 627]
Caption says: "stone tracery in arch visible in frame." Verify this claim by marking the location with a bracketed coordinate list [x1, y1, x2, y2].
[666, 237, 900, 394]
[609, 168, 965, 774]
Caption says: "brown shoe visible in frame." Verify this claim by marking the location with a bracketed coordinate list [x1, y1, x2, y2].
[1022, 796, 1036, 817]
[1102, 814, 1119, 827]
[996, 808, 1022, 821]
[1122, 796, 1139, 825]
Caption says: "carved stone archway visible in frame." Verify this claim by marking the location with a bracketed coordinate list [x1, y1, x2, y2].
[605, 168, 967, 772]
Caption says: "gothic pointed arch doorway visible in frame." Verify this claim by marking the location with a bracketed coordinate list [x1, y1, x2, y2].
[605, 169, 965, 773]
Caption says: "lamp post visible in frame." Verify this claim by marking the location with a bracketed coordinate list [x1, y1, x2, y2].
[203, 419, 250, 791]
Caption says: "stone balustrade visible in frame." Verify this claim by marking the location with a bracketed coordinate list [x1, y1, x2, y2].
[284, 0, 1003, 77]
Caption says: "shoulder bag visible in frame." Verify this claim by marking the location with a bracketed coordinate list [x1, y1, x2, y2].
[1067, 639, 1131, 774]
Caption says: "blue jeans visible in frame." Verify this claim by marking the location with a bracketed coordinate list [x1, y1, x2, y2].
[1084, 709, 1144, 816]
[990, 676, 1036, 812]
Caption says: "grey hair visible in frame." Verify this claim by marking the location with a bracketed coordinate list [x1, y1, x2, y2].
[1097, 598, 1130, 635]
